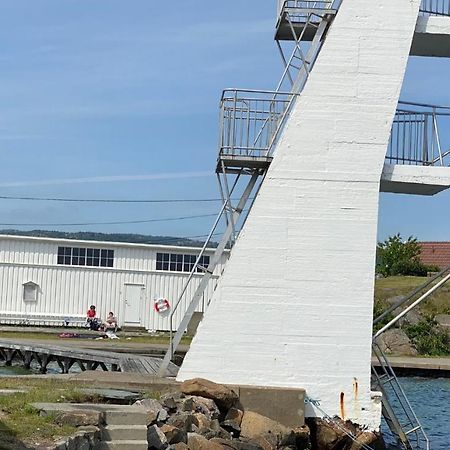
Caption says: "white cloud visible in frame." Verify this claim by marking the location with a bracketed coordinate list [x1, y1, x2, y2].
[0, 171, 212, 188]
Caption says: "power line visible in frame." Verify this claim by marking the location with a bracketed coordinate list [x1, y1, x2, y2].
[0, 213, 218, 227]
[0, 195, 224, 204]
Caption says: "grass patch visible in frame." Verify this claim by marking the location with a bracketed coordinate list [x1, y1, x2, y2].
[374, 276, 450, 318]
[0, 331, 192, 345]
[0, 379, 97, 449]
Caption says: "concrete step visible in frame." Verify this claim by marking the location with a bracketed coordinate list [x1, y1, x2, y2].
[98, 441, 148, 450]
[101, 425, 147, 441]
[104, 409, 147, 426]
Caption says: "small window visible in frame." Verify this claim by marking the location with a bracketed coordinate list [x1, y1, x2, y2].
[23, 282, 38, 303]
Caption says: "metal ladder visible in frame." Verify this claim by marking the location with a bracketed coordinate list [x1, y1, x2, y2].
[371, 266, 450, 449]
[157, 2, 338, 377]
[372, 341, 429, 450]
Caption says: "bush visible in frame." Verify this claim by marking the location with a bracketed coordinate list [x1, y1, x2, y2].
[404, 317, 450, 356]
[376, 234, 430, 277]
[390, 259, 429, 277]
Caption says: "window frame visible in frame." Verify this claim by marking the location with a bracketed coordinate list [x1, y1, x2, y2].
[57, 246, 115, 268]
[156, 252, 211, 273]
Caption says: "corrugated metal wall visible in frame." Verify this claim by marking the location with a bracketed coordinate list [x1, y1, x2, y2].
[0, 236, 226, 331]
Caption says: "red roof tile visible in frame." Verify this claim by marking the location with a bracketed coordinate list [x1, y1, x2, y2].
[419, 242, 450, 269]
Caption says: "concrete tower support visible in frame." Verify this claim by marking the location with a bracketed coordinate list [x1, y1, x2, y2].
[178, 0, 421, 429]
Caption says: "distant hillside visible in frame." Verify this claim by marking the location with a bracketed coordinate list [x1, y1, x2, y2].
[0, 229, 215, 248]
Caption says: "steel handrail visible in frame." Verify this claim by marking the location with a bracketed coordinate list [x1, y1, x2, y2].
[399, 100, 450, 111]
[167, 201, 227, 336]
[374, 264, 450, 326]
[387, 101, 450, 167]
[373, 272, 450, 339]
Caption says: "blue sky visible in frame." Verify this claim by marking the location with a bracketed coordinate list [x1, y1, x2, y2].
[0, 1, 449, 242]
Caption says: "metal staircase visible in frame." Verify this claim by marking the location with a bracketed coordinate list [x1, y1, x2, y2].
[157, 1, 339, 377]
[371, 265, 450, 449]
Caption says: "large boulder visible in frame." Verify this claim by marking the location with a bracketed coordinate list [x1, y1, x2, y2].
[240, 411, 291, 442]
[348, 431, 386, 450]
[180, 379, 239, 411]
[222, 407, 244, 434]
[375, 328, 418, 356]
[436, 314, 450, 335]
[134, 398, 167, 425]
[147, 424, 168, 450]
[184, 396, 221, 420]
[160, 424, 187, 445]
[187, 432, 225, 450]
[307, 418, 352, 450]
[212, 437, 266, 450]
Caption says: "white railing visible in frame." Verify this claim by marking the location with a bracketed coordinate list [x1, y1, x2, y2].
[420, 0, 450, 16]
[386, 101, 450, 166]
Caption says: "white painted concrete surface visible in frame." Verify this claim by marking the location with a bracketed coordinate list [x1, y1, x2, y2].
[178, 0, 421, 430]
[0, 235, 227, 331]
[381, 164, 450, 195]
[413, 16, 450, 57]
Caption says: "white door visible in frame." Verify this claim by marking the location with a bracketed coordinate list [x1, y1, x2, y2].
[124, 284, 143, 326]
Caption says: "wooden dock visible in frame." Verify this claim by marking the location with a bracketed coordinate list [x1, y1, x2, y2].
[372, 356, 450, 377]
[0, 338, 178, 376]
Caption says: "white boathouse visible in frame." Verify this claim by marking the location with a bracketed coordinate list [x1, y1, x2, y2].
[0, 234, 227, 331]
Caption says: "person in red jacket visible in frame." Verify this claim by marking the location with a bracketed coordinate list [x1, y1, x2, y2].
[86, 305, 99, 330]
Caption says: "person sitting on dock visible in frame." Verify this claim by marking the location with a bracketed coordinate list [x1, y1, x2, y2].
[102, 312, 119, 339]
[103, 312, 118, 332]
[86, 305, 101, 331]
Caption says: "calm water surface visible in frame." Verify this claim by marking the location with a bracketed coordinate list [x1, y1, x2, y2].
[0, 366, 448, 448]
[385, 377, 450, 450]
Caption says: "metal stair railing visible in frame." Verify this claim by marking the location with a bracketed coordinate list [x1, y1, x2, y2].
[218, 5, 336, 164]
[374, 263, 450, 328]
[219, 89, 295, 160]
[157, 171, 260, 376]
[371, 267, 450, 448]
[372, 341, 429, 450]
[276, 1, 337, 93]
[387, 101, 450, 167]
[420, 0, 450, 16]
[277, 0, 336, 17]
[373, 269, 450, 339]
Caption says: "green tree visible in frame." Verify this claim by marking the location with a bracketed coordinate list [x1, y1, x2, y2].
[376, 234, 427, 277]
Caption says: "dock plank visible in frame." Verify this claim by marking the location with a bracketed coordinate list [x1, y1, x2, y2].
[0, 338, 178, 376]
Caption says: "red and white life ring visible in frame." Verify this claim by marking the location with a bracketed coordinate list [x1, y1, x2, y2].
[154, 298, 170, 313]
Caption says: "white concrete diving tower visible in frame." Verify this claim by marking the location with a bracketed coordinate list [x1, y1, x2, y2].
[164, 1, 450, 446]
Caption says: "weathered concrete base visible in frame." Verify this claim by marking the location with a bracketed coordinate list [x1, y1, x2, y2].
[235, 385, 305, 428]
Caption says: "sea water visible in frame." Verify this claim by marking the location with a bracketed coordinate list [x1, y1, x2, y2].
[385, 377, 450, 449]
[0, 366, 448, 448]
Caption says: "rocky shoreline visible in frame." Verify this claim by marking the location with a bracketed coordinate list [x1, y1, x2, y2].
[140, 378, 385, 450]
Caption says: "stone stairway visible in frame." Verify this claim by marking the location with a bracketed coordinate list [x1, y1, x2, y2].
[32, 402, 149, 450]
[99, 407, 148, 450]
